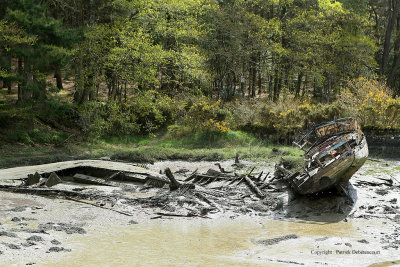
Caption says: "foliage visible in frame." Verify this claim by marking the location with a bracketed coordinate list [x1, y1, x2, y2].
[78, 91, 176, 140]
[1, 0, 400, 148]
[339, 78, 400, 129]
[182, 96, 232, 132]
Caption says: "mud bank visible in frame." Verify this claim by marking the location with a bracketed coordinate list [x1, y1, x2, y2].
[0, 159, 399, 266]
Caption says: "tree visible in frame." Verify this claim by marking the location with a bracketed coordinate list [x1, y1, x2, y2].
[3, 0, 77, 102]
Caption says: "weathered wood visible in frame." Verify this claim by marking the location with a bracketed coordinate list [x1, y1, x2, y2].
[156, 212, 195, 217]
[144, 176, 167, 188]
[259, 183, 273, 190]
[215, 163, 232, 174]
[184, 168, 198, 182]
[215, 163, 225, 173]
[206, 168, 223, 176]
[195, 192, 223, 212]
[0, 183, 139, 204]
[191, 174, 234, 182]
[263, 172, 270, 182]
[200, 177, 214, 185]
[165, 168, 181, 190]
[118, 173, 147, 183]
[228, 177, 239, 185]
[73, 173, 114, 186]
[248, 166, 256, 176]
[236, 175, 246, 185]
[0, 184, 92, 199]
[73, 173, 132, 189]
[65, 196, 133, 216]
[105, 171, 121, 181]
[244, 175, 265, 198]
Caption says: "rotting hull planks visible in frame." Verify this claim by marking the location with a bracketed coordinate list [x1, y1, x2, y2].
[276, 118, 369, 195]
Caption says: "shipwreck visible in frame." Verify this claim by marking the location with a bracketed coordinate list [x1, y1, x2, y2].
[275, 118, 369, 196]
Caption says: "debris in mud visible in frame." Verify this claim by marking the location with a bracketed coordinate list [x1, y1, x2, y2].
[256, 234, 298, 246]
[25, 172, 41, 186]
[45, 172, 62, 187]
[8, 206, 29, 212]
[11, 217, 21, 222]
[38, 223, 86, 235]
[51, 239, 61, 245]
[315, 237, 329, 241]
[275, 118, 368, 196]
[47, 247, 71, 253]
[3, 243, 21, 249]
[27, 235, 44, 242]
[21, 242, 36, 247]
[0, 231, 17, 238]
[0, 160, 287, 219]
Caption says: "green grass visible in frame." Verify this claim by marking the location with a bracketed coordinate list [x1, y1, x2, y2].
[0, 128, 304, 168]
[0, 99, 303, 168]
[105, 128, 303, 164]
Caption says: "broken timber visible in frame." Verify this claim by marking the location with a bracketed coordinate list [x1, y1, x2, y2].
[165, 168, 181, 190]
[244, 175, 265, 199]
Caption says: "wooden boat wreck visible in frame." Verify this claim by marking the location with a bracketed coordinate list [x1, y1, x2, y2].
[275, 118, 369, 196]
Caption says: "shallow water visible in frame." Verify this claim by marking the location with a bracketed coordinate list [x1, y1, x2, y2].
[41, 217, 397, 266]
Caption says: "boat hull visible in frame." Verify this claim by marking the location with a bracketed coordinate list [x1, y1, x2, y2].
[277, 118, 369, 195]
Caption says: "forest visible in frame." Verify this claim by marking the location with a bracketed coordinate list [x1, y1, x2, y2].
[1, 0, 400, 163]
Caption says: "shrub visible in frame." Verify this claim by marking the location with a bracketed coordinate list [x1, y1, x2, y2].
[339, 78, 400, 129]
[78, 91, 177, 140]
[182, 96, 232, 132]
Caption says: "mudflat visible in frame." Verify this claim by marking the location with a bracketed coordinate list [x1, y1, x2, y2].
[0, 159, 399, 266]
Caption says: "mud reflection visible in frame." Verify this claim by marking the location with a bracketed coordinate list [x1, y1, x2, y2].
[281, 183, 357, 223]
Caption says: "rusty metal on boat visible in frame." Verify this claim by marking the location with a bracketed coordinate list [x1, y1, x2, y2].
[275, 118, 369, 195]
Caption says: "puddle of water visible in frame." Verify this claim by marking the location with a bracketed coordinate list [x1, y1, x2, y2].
[36, 217, 395, 267]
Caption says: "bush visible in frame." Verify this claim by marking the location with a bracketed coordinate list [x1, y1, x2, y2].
[182, 96, 232, 132]
[78, 91, 177, 140]
[338, 78, 400, 129]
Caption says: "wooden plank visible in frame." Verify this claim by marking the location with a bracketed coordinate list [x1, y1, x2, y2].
[73, 173, 112, 186]
[0, 160, 155, 181]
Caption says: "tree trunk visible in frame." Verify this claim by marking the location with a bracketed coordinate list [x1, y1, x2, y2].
[78, 0, 95, 105]
[124, 82, 127, 102]
[74, 42, 83, 103]
[55, 67, 63, 89]
[268, 74, 273, 100]
[251, 64, 256, 98]
[22, 57, 33, 101]
[240, 76, 245, 97]
[247, 68, 252, 98]
[273, 72, 279, 102]
[301, 74, 308, 98]
[388, 16, 400, 86]
[295, 72, 303, 97]
[381, 0, 400, 75]
[17, 58, 22, 101]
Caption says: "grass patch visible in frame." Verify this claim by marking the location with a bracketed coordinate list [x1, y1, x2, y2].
[0, 118, 304, 168]
[363, 167, 394, 175]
